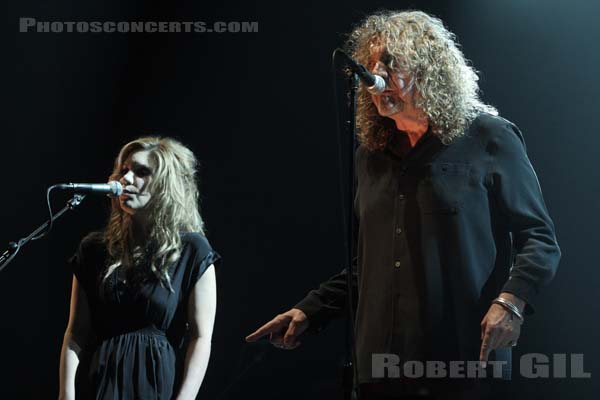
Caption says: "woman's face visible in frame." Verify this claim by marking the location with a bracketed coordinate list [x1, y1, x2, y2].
[118, 149, 155, 215]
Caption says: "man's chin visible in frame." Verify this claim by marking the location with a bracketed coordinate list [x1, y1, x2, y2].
[375, 104, 400, 119]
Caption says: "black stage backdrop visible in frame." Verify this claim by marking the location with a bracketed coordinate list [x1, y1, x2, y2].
[0, 0, 597, 399]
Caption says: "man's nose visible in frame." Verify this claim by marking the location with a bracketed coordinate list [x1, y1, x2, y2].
[371, 61, 389, 79]
[371, 62, 391, 90]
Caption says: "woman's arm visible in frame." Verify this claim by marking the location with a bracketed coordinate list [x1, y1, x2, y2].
[175, 264, 217, 400]
[59, 277, 91, 400]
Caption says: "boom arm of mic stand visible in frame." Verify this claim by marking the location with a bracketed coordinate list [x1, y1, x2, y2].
[0, 194, 86, 274]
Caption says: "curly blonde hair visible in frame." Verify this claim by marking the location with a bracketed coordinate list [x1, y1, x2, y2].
[105, 137, 204, 291]
[348, 10, 497, 150]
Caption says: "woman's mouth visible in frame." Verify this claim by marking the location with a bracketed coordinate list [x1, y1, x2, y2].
[120, 190, 137, 199]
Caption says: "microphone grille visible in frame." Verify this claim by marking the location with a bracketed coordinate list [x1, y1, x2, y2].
[368, 75, 386, 94]
[108, 181, 123, 197]
[372, 75, 386, 93]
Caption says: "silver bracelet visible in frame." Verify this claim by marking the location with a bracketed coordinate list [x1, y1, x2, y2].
[493, 297, 524, 322]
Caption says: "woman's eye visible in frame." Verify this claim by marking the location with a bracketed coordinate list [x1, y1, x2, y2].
[136, 168, 151, 177]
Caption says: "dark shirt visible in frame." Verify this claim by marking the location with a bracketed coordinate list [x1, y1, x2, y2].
[295, 113, 561, 385]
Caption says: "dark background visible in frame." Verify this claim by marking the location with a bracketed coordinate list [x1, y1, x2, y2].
[1, 0, 597, 398]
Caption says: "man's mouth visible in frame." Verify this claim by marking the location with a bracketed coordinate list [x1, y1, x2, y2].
[381, 94, 401, 105]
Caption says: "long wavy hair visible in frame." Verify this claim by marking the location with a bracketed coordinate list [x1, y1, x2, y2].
[105, 137, 204, 291]
[347, 10, 497, 150]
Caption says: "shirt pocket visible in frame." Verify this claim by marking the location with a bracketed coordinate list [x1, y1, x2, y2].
[417, 161, 471, 215]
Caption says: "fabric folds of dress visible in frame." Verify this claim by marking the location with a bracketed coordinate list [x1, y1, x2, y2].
[70, 231, 220, 400]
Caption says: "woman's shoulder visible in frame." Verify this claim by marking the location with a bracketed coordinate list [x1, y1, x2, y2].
[180, 232, 214, 256]
[76, 231, 106, 257]
[80, 231, 105, 245]
[70, 231, 107, 283]
[179, 232, 220, 279]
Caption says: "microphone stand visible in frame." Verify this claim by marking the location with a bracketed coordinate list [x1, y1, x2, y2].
[332, 48, 360, 400]
[0, 194, 86, 273]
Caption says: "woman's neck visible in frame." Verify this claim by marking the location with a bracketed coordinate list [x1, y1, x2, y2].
[129, 215, 151, 245]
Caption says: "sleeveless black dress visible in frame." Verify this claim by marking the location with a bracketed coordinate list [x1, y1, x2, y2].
[69, 231, 220, 400]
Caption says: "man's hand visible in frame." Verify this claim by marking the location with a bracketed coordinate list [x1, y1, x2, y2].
[479, 293, 525, 366]
[245, 308, 309, 350]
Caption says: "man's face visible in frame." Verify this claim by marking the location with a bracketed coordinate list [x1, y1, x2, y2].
[366, 46, 410, 117]
[366, 45, 427, 132]
[118, 149, 155, 215]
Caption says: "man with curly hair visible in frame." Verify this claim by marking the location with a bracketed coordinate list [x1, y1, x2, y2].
[247, 10, 560, 399]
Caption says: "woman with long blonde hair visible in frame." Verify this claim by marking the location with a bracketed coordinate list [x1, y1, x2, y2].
[59, 137, 219, 400]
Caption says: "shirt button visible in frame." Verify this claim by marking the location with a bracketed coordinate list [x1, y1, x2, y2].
[395, 227, 403, 234]
[394, 261, 401, 268]
[398, 193, 405, 200]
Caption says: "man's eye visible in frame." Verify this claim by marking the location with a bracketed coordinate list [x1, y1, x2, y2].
[380, 52, 392, 66]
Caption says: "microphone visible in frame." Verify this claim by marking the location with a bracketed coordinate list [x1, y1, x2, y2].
[56, 181, 123, 197]
[335, 49, 386, 94]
